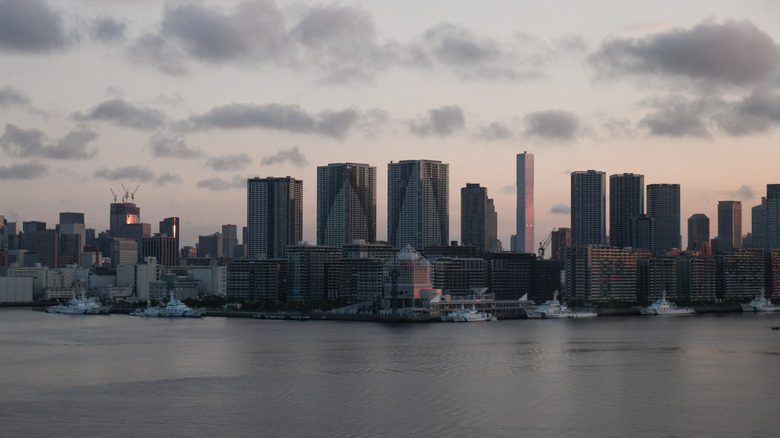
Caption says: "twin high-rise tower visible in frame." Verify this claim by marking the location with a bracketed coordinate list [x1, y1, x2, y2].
[317, 163, 377, 247]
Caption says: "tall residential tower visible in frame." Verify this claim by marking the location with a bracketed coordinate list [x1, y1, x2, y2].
[317, 163, 377, 247]
[571, 170, 606, 246]
[247, 177, 303, 259]
[609, 173, 644, 249]
[388, 160, 448, 250]
[647, 183, 681, 256]
[516, 152, 534, 253]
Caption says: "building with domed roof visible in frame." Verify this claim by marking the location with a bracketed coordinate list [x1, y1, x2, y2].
[381, 245, 440, 315]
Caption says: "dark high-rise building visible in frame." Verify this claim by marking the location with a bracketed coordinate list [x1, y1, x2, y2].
[37, 230, 60, 268]
[688, 214, 711, 256]
[631, 214, 653, 250]
[222, 224, 238, 258]
[516, 152, 534, 253]
[753, 184, 780, 250]
[110, 203, 140, 238]
[59, 212, 85, 225]
[461, 183, 495, 254]
[550, 228, 571, 260]
[487, 198, 498, 252]
[717, 201, 742, 253]
[21, 221, 46, 253]
[571, 170, 606, 246]
[387, 160, 448, 251]
[159, 217, 180, 255]
[609, 173, 644, 249]
[317, 163, 376, 247]
[198, 232, 222, 258]
[647, 183, 680, 256]
[247, 177, 303, 259]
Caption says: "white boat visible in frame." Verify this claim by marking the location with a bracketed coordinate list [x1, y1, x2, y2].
[525, 292, 597, 319]
[46, 290, 110, 314]
[741, 290, 778, 313]
[131, 293, 202, 317]
[638, 292, 694, 316]
[441, 305, 494, 322]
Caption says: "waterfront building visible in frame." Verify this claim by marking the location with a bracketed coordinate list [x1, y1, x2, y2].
[550, 228, 571, 260]
[716, 250, 764, 300]
[485, 251, 535, 301]
[381, 245, 434, 314]
[226, 258, 288, 302]
[565, 246, 647, 305]
[571, 170, 606, 246]
[638, 257, 678, 301]
[687, 214, 711, 256]
[286, 243, 341, 303]
[535, 258, 564, 303]
[516, 152, 534, 253]
[187, 265, 227, 297]
[717, 201, 742, 253]
[431, 257, 486, 296]
[631, 214, 653, 250]
[247, 177, 303, 259]
[317, 163, 376, 247]
[338, 241, 397, 304]
[387, 160, 448, 251]
[461, 183, 496, 255]
[676, 256, 717, 301]
[647, 183, 681, 256]
[766, 250, 780, 299]
[609, 173, 644, 249]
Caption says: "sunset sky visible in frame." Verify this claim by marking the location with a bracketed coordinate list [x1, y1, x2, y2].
[1, 0, 779, 249]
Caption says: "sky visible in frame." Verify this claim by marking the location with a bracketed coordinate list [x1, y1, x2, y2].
[1, 0, 779, 249]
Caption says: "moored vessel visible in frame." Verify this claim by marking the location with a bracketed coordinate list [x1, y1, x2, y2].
[638, 291, 694, 316]
[46, 290, 110, 314]
[525, 292, 597, 319]
[741, 289, 778, 313]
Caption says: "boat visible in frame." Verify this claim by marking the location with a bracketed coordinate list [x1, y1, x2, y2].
[440, 305, 494, 322]
[638, 291, 694, 316]
[130, 293, 202, 317]
[46, 290, 110, 314]
[525, 292, 597, 319]
[741, 289, 778, 313]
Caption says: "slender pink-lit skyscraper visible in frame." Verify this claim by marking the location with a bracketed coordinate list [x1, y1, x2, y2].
[516, 152, 534, 253]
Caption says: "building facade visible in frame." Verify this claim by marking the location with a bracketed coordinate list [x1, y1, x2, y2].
[460, 183, 495, 255]
[609, 173, 644, 249]
[247, 177, 303, 259]
[717, 201, 742, 253]
[317, 163, 377, 247]
[516, 152, 534, 253]
[647, 183, 681, 256]
[387, 160, 448, 250]
[571, 170, 606, 246]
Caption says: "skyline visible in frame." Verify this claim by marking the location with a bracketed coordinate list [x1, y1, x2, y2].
[2, 0, 780, 247]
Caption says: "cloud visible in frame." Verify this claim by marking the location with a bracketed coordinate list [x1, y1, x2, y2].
[550, 204, 570, 215]
[500, 185, 516, 194]
[732, 185, 755, 201]
[94, 165, 154, 181]
[0, 161, 47, 179]
[523, 110, 580, 141]
[475, 122, 514, 141]
[147, 132, 201, 158]
[589, 19, 780, 89]
[91, 17, 126, 44]
[196, 175, 246, 191]
[711, 89, 780, 136]
[261, 146, 308, 167]
[154, 171, 182, 187]
[72, 99, 165, 130]
[205, 153, 253, 172]
[0, 87, 31, 108]
[182, 103, 360, 138]
[0, 0, 71, 53]
[0, 124, 98, 160]
[638, 97, 712, 138]
[410, 105, 466, 136]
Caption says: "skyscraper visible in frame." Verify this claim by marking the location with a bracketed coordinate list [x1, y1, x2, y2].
[317, 163, 376, 247]
[516, 152, 534, 253]
[717, 200, 742, 253]
[688, 214, 710, 256]
[110, 202, 140, 238]
[461, 183, 495, 254]
[247, 177, 303, 259]
[647, 183, 681, 255]
[571, 170, 606, 246]
[222, 224, 238, 258]
[159, 217, 180, 257]
[609, 173, 644, 249]
[388, 160, 448, 250]
[765, 184, 780, 249]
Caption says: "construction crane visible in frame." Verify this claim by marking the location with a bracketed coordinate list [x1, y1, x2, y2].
[130, 185, 139, 202]
[110, 188, 118, 203]
[538, 229, 553, 259]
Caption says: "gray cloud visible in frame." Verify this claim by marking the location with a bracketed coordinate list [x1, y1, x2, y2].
[712, 90, 780, 136]
[589, 19, 780, 88]
[0, 161, 47, 179]
[551, 204, 570, 215]
[475, 122, 514, 141]
[205, 153, 253, 172]
[147, 132, 201, 158]
[183, 103, 360, 138]
[0, 86, 31, 108]
[92, 17, 126, 44]
[1, 124, 98, 160]
[732, 185, 755, 201]
[500, 184, 516, 194]
[523, 110, 580, 141]
[0, 0, 71, 53]
[261, 146, 308, 167]
[73, 99, 165, 130]
[638, 98, 712, 138]
[154, 171, 182, 187]
[94, 165, 154, 181]
[410, 105, 466, 136]
[196, 175, 246, 191]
